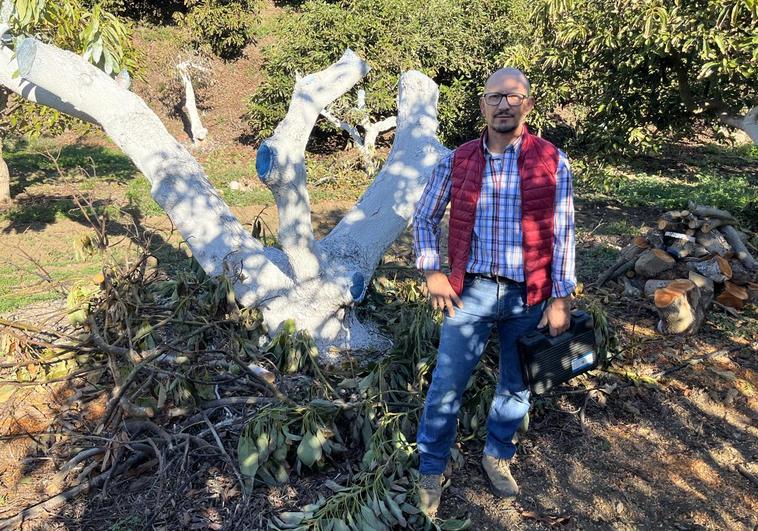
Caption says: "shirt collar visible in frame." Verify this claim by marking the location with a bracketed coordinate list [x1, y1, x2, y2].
[483, 131, 523, 158]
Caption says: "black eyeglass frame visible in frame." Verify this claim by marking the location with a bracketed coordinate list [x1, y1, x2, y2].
[481, 92, 528, 107]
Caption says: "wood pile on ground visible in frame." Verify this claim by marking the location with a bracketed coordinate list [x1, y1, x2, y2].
[598, 201, 758, 335]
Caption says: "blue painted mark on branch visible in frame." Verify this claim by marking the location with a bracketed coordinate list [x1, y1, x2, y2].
[350, 271, 365, 302]
[256, 143, 273, 182]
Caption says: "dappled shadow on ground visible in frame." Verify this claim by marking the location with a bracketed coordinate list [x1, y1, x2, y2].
[6, 143, 137, 194]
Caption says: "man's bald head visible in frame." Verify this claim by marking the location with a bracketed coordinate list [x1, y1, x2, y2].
[484, 68, 531, 96]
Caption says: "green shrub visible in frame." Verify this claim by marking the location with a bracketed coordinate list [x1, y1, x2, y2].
[176, 0, 259, 59]
[246, 0, 551, 145]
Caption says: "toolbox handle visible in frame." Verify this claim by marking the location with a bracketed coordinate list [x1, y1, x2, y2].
[534, 310, 587, 344]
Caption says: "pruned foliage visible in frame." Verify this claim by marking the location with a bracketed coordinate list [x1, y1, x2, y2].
[0, 209, 478, 529]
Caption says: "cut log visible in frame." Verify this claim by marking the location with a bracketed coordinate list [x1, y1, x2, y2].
[688, 271, 714, 309]
[644, 279, 672, 299]
[597, 236, 650, 286]
[690, 245, 710, 258]
[654, 279, 704, 335]
[635, 248, 675, 277]
[688, 256, 732, 283]
[664, 231, 695, 258]
[686, 202, 738, 224]
[658, 210, 689, 230]
[716, 281, 749, 310]
[695, 229, 731, 256]
[657, 210, 688, 230]
[720, 225, 758, 271]
[646, 231, 664, 249]
[700, 219, 729, 233]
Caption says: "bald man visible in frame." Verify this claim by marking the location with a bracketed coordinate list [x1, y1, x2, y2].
[413, 68, 576, 516]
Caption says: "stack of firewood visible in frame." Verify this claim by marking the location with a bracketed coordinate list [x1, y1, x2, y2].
[598, 201, 757, 335]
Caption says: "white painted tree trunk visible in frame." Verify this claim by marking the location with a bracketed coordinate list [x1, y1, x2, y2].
[8, 38, 448, 359]
[720, 106, 758, 145]
[176, 61, 208, 143]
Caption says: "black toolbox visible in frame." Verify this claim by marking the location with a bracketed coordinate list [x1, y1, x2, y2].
[517, 310, 598, 395]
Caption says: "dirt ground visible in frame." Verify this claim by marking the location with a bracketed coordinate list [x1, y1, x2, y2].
[1, 196, 756, 530]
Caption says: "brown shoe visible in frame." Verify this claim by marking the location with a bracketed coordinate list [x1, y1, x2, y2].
[418, 473, 443, 517]
[482, 454, 519, 498]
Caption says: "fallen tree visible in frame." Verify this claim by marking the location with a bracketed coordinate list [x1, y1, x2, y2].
[3, 36, 448, 358]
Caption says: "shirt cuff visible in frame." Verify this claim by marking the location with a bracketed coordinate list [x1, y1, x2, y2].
[415, 253, 441, 271]
[551, 280, 576, 299]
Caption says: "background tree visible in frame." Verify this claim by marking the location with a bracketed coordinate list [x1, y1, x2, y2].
[0, 0, 135, 202]
[245, 0, 550, 146]
[533, 0, 758, 151]
[174, 0, 260, 59]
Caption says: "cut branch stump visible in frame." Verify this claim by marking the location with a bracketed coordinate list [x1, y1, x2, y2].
[654, 279, 704, 335]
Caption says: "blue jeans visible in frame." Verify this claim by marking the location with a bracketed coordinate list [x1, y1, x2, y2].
[417, 274, 545, 475]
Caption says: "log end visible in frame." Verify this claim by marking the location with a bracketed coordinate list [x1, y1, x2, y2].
[15, 37, 39, 78]
[255, 143, 274, 181]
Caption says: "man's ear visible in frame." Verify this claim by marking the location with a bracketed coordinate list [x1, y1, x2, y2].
[479, 97, 486, 116]
[523, 96, 536, 116]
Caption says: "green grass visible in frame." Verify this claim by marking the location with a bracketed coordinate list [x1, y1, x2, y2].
[575, 145, 757, 227]
[592, 219, 640, 237]
[0, 260, 102, 314]
[4, 139, 138, 192]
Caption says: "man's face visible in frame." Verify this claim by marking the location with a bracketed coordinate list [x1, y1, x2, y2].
[479, 74, 534, 134]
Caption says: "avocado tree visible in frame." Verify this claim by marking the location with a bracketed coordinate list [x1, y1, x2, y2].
[533, 0, 757, 149]
[4, 35, 448, 357]
[0, 0, 134, 202]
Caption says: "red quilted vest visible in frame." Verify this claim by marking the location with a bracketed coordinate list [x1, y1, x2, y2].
[448, 126, 559, 306]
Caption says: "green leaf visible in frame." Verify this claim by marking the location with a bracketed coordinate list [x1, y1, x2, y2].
[238, 431, 260, 478]
[439, 519, 471, 530]
[296, 431, 322, 467]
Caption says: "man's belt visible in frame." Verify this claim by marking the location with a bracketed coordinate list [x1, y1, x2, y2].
[466, 272, 521, 285]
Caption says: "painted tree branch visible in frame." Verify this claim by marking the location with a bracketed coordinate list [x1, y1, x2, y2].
[14, 37, 293, 306]
[319, 89, 397, 173]
[257, 50, 370, 282]
[719, 106, 758, 145]
[176, 61, 208, 143]
[320, 71, 450, 290]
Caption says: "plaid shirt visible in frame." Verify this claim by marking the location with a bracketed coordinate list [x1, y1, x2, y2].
[413, 135, 576, 298]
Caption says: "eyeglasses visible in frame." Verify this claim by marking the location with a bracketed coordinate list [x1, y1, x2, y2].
[482, 92, 527, 107]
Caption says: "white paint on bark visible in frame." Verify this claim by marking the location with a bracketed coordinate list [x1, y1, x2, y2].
[177, 61, 208, 143]
[320, 71, 451, 284]
[720, 106, 758, 145]
[6, 39, 448, 357]
[257, 49, 370, 283]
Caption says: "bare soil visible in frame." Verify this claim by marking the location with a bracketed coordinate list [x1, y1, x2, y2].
[1, 196, 756, 530]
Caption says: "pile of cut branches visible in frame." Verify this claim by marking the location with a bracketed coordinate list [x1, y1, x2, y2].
[0, 215, 483, 530]
[597, 202, 758, 335]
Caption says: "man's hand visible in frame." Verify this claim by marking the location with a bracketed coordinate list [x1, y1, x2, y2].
[424, 271, 463, 318]
[538, 296, 571, 336]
